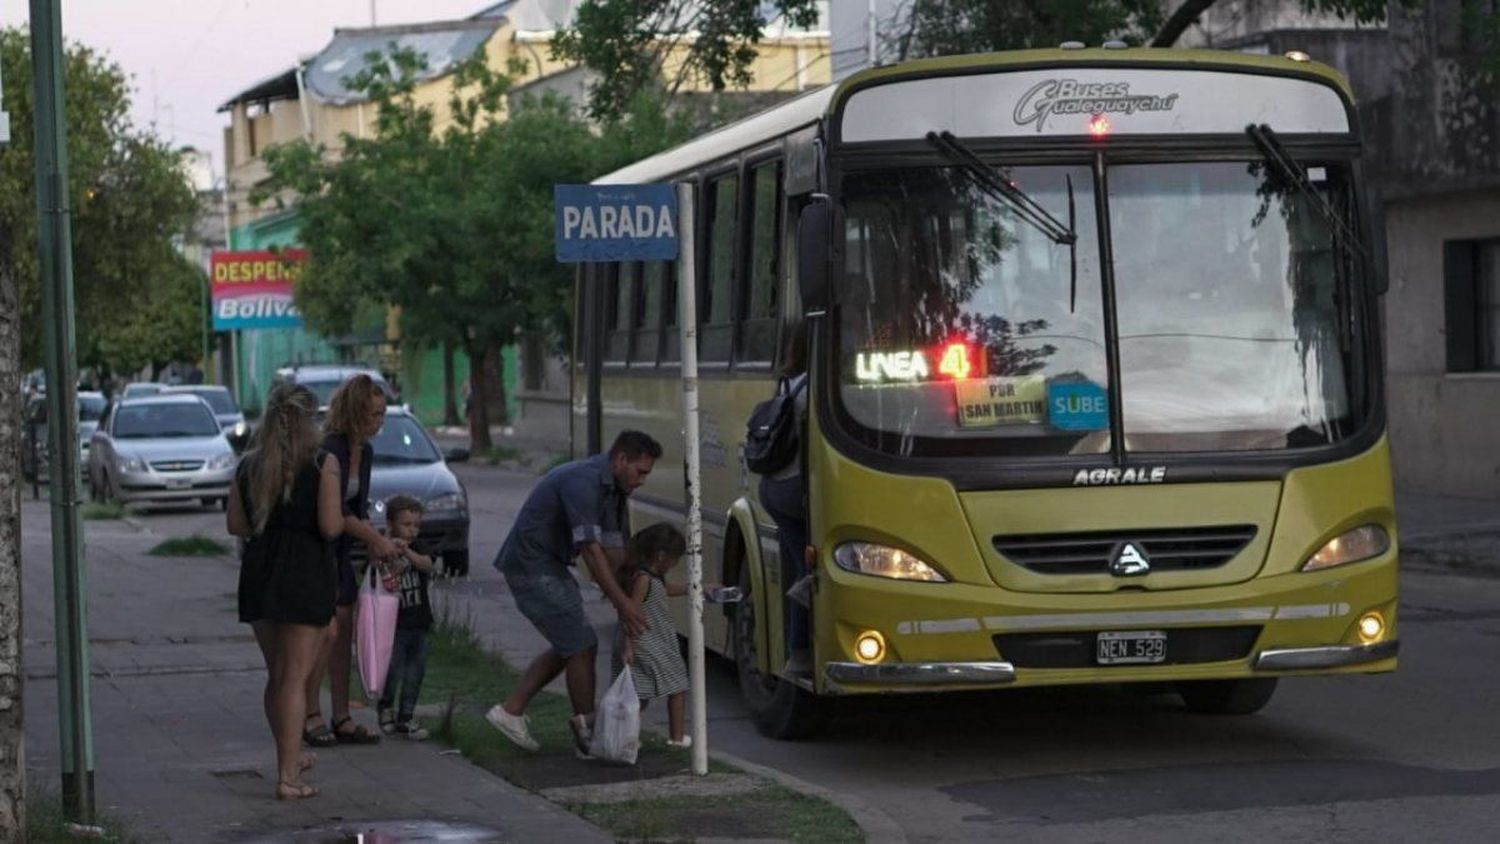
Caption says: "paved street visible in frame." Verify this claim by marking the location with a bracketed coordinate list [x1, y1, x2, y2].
[41, 460, 1500, 843]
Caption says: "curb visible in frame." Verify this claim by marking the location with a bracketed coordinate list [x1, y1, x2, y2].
[708, 747, 909, 844]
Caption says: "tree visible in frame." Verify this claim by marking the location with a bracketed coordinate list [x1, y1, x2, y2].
[0, 29, 203, 380]
[258, 46, 692, 448]
[881, 0, 1413, 57]
[552, 0, 822, 120]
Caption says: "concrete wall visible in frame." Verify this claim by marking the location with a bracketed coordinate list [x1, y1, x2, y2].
[1383, 191, 1500, 497]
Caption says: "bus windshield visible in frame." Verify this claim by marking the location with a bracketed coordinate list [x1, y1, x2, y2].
[836, 159, 1366, 458]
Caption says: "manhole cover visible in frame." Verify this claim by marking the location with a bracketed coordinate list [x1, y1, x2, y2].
[238, 820, 502, 843]
[212, 769, 264, 781]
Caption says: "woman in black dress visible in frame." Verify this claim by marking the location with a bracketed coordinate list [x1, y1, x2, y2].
[303, 374, 398, 746]
[228, 384, 345, 800]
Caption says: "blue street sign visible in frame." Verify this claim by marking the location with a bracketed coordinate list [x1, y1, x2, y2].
[555, 184, 679, 263]
[1048, 381, 1109, 431]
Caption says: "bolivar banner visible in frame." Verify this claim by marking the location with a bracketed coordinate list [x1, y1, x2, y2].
[211, 249, 307, 330]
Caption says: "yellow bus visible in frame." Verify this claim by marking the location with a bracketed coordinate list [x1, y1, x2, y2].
[577, 47, 1397, 738]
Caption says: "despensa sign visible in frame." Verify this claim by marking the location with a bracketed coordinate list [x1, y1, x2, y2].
[1073, 466, 1168, 486]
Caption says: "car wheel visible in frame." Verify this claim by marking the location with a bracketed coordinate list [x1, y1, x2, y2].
[1177, 678, 1278, 715]
[443, 548, 470, 578]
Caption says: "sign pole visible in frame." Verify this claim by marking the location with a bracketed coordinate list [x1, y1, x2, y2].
[675, 182, 708, 776]
[31, 0, 95, 822]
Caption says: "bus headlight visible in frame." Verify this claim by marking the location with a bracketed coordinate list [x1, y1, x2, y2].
[1302, 525, 1390, 572]
[833, 542, 947, 582]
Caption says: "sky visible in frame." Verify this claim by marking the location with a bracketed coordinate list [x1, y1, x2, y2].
[0, 1, 491, 179]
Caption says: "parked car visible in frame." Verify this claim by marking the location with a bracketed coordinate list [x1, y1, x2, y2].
[360, 406, 471, 575]
[163, 385, 250, 451]
[20, 391, 106, 483]
[272, 365, 398, 411]
[87, 394, 237, 509]
[121, 382, 166, 400]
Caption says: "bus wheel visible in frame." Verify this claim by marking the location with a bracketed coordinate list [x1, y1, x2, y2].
[732, 564, 825, 740]
[1177, 678, 1278, 715]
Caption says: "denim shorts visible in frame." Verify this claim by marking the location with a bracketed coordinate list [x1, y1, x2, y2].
[505, 570, 598, 658]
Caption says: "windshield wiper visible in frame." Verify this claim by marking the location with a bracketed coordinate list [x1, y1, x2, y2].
[925, 130, 1081, 311]
[1245, 123, 1365, 350]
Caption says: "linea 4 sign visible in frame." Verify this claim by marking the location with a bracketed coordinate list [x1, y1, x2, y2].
[554, 184, 678, 263]
[210, 249, 307, 330]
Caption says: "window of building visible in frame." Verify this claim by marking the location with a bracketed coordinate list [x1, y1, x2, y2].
[702, 174, 739, 364]
[1444, 238, 1500, 372]
[739, 160, 782, 365]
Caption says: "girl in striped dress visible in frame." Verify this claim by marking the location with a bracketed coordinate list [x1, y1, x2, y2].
[618, 524, 693, 748]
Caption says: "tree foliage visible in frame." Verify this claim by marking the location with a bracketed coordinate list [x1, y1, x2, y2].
[256, 45, 693, 445]
[552, 0, 822, 120]
[0, 28, 203, 376]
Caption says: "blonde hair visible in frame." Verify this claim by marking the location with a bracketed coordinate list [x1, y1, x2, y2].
[324, 374, 384, 441]
[246, 384, 320, 534]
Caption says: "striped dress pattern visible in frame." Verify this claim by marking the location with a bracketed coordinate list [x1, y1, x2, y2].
[629, 574, 689, 700]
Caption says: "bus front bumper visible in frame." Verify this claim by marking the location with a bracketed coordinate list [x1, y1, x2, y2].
[823, 639, 1399, 689]
[817, 553, 1399, 694]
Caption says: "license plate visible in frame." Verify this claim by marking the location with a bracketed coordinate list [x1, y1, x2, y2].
[1097, 630, 1167, 665]
[164, 477, 191, 489]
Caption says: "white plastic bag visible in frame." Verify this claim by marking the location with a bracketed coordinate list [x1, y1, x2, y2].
[590, 667, 641, 764]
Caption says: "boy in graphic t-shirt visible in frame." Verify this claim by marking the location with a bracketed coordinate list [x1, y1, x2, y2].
[377, 495, 435, 740]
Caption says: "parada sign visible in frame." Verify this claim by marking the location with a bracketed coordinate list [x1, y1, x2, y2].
[554, 184, 679, 263]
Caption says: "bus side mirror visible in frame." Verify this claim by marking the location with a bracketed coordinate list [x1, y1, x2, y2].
[797, 198, 841, 314]
[1362, 189, 1389, 295]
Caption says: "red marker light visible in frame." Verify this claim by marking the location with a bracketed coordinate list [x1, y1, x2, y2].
[1089, 114, 1112, 137]
[937, 342, 973, 380]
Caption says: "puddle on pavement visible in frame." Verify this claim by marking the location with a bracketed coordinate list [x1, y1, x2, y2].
[239, 820, 503, 843]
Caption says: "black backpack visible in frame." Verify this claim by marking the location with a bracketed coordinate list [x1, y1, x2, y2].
[744, 376, 805, 476]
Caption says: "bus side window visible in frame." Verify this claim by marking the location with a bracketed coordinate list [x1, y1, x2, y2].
[605, 263, 632, 366]
[739, 159, 782, 367]
[632, 260, 665, 367]
[702, 172, 739, 365]
[663, 259, 681, 364]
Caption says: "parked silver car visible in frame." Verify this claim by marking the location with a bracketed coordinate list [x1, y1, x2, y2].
[87, 394, 237, 509]
[163, 385, 250, 451]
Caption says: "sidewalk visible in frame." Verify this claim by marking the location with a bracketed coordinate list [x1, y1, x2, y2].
[1396, 487, 1500, 575]
[19, 498, 609, 843]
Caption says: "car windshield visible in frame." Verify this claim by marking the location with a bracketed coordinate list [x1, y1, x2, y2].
[78, 396, 107, 421]
[184, 389, 238, 415]
[370, 415, 441, 464]
[835, 159, 1366, 458]
[113, 403, 221, 439]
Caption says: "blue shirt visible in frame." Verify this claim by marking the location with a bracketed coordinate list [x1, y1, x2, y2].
[494, 454, 626, 578]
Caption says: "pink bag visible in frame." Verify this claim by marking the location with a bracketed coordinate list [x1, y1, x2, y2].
[356, 563, 399, 700]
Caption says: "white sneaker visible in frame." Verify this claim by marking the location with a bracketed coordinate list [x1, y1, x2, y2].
[486, 704, 539, 752]
[666, 735, 693, 749]
[569, 714, 595, 760]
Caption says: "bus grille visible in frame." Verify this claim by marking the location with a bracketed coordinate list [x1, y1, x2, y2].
[993, 525, 1257, 575]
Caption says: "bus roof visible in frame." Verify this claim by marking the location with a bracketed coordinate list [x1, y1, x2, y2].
[593, 47, 1354, 185]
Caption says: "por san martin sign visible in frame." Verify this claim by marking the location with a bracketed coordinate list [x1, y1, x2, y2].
[554, 184, 679, 263]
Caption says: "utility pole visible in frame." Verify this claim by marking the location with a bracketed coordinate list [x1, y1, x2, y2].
[30, 0, 96, 823]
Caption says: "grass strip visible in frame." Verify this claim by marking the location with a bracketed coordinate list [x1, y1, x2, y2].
[148, 535, 230, 557]
[26, 789, 138, 843]
[81, 501, 126, 521]
[415, 616, 860, 841]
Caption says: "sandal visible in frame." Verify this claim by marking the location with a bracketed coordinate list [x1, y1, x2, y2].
[332, 715, 381, 745]
[276, 781, 320, 801]
[303, 712, 337, 748]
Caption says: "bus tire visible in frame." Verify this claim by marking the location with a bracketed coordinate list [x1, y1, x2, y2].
[1177, 678, 1278, 715]
[732, 563, 825, 740]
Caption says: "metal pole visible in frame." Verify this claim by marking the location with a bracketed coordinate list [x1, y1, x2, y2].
[675, 182, 707, 776]
[867, 0, 878, 68]
[30, 0, 95, 822]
